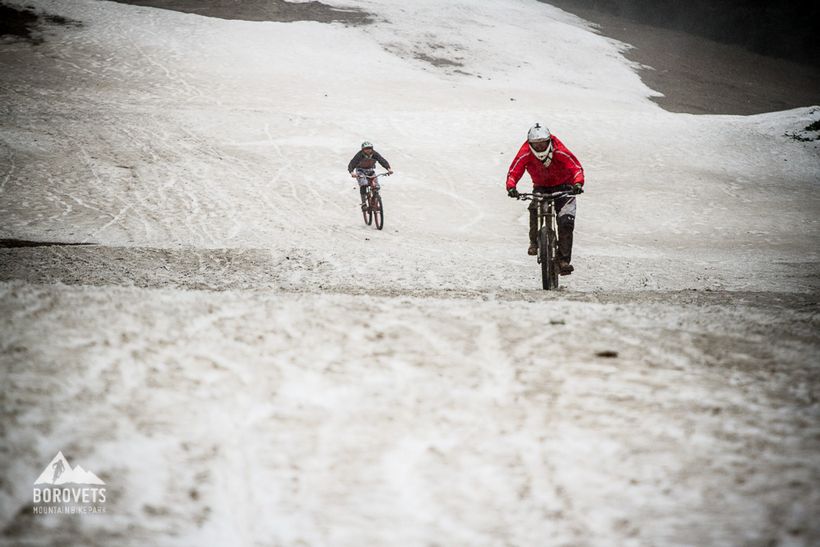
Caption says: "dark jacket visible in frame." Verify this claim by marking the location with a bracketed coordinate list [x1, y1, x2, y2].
[348, 150, 391, 173]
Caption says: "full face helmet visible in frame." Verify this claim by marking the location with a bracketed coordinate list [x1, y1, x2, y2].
[527, 123, 553, 165]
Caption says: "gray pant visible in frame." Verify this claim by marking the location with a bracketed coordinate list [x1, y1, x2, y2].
[355, 168, 377, 202]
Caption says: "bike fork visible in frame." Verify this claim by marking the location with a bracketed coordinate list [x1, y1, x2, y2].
[536, 209, 544, 264]
[547, 207, 558, 257]
[537, 207, 558, 259]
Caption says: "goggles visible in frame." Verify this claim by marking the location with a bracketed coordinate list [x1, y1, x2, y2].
[529, 139, 551, 152]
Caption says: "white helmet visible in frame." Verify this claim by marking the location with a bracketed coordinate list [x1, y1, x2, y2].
[527, 123, 553, 165]
[527, 123, 551, 142]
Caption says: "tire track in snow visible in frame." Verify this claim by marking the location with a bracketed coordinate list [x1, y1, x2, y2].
[124, 32, 201, 101]
[76, 146, 135, 243]
[0, 155, 14, 193]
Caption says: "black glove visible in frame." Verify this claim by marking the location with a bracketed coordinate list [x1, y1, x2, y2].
[571, 183, 584, 195]
[507, 188, 519, 198]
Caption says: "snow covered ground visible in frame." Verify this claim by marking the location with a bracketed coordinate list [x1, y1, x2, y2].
[1, 0, 818, 545]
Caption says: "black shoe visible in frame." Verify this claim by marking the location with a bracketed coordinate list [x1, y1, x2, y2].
[558, 260, 574, 275]
[528, 244, 538, 256]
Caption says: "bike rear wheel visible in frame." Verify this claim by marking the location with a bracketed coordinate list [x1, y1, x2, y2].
[373, 193, 384, 230]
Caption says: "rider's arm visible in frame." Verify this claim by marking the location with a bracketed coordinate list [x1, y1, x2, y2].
[348, 151, 363, 173]
[552, 137, 584, 186]
[563, 149, 584, 185]
[506, 144, 530, 190]
[373, 151, 391, 170]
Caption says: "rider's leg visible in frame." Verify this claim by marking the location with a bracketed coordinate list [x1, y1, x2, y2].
[356, 168, 374, 208]
[556, 196, 577, 271]
[356, 173, 368, 207]
[558, 216, 574, 261]
[527, 200, 538, 255]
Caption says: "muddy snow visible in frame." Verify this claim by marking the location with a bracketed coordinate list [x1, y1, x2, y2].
[1, 0, 818, 545]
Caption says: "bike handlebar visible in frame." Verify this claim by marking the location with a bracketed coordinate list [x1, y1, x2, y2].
[354, 171, 392, 179]
[516, 191, 573, 201]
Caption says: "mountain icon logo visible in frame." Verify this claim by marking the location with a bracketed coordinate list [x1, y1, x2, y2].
[33, 451, 105, 485]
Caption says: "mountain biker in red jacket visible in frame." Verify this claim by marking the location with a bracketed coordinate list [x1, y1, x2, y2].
[506, 123, 584, 275]
[349, 141, 393, 209]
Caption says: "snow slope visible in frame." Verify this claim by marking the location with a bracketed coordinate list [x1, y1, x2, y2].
[1, 0, 818, 545]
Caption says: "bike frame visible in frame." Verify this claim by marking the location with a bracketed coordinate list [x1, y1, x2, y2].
[517, 191, 570, 290]
[358, 172, 391, 230]
[358, 172, 389, 202]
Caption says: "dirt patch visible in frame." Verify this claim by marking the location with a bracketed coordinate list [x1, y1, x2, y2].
[0, 3, 81, 44]
[105, 0, 373, 25]
[0, 239, 96, 248]
[413, 52, 463, 68]
[0, 4, 39, 42]
[543, 0, 820, 115]
[0, 245, 281, 291]
[786, 109, 820, 142]
[1, 245, 818, 314]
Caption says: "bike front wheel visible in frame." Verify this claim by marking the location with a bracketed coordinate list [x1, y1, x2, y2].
[539, 226, 559, 290]
[372, 193, 384, 230]
[363, 193, 373, 225]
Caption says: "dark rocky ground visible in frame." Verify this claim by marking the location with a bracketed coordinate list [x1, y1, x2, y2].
[0, 3, 80, 44]
[544, 0, 820, 115]
[106, 0, 372, 25]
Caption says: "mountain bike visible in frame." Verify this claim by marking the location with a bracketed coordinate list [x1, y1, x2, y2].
[517, 191, 572, 290]
[360, 172, 391, 230]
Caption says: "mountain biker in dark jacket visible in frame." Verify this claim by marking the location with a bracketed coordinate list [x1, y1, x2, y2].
[349, 141, 393, 209]
[506, 123, 584, 275]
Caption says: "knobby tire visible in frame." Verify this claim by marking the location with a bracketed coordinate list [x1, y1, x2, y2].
[540, 226, 559, 290]
[373, 193, 384, 230]
[363, 190, 373, 225]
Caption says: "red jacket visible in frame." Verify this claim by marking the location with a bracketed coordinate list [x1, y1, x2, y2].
[506, 136, 584, 190]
